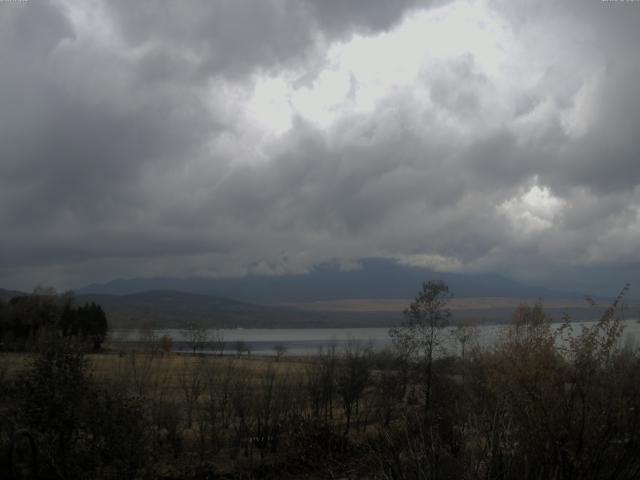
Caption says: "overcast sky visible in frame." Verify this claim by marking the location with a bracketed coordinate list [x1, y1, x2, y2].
[1, 0, 640, 295]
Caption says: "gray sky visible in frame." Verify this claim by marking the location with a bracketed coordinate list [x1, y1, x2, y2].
[1, 0, 640, 295]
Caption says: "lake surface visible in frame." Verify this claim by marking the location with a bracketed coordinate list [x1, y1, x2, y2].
[110, 319, 640, 356]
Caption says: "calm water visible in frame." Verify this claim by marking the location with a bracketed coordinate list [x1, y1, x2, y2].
[110, 319, 640, 356]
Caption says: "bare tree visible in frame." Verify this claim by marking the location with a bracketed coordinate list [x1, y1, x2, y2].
[253, 366, 293, 461]
[137, 325, 160, 356]
[178, 357, 205, 428]
[159, 335, 173, 356]
[306, 343, 338, 425]
[389, 281, 451, 413]
[183, 322, 208, 355]
[337, 342, 372, 435]
[274, 343, 287, 361]
[234, 340, 246, 357]
[451, 319, 479, 362]
[212, 328, 225, 356]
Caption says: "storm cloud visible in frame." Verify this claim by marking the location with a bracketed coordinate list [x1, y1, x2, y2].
[1, 0, 640, 295]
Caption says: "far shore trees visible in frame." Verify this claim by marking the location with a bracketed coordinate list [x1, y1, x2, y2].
[0, 288, 108, 351]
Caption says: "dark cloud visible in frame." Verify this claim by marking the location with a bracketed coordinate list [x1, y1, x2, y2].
[105, 0, 437, 79]
[307, 0, 438, 36]
[1, 0, 640, 295]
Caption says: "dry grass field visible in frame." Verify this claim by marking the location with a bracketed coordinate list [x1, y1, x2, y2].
[1, 349, 311, 396]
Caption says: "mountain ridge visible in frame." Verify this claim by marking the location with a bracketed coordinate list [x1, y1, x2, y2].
[77, 258, 586, 303]
[1, 286, 627, 329]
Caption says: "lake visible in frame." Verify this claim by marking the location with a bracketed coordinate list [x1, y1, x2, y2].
[110, 319, 640, 356]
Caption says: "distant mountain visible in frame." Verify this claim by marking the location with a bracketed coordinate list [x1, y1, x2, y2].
[0, 288, 27, 300]
[1, 283, 623, 329]
[78, 258, 579, 303]
[0, 287, 397, 329]
[75, 290, 398, 329]
[3, 259, 609, 329]
[76, 290, 281, 329]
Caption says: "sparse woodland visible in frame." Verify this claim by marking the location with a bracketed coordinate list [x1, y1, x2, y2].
[1, 283, 640, 479]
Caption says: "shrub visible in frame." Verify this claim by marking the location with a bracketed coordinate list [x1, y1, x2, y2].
[20, 332, 151, 479]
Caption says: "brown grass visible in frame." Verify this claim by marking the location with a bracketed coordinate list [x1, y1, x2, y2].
[1, 351, 310, 387]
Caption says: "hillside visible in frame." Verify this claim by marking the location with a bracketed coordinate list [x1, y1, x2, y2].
[78, 258, 586, 303]
[76, 291, 626, 329]
[3, 281, 631, 329]
[0, 288, 27, 300]
[75, 290, 401, 329]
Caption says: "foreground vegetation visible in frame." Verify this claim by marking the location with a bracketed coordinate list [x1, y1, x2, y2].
[1, 282, 639, 479]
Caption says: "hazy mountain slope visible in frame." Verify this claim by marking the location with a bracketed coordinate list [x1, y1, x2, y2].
[1, 286, 624, 329]
[75, 290, 402, 329]
[76, 290, 613, 329]
[78, 258, 577, 303]
[0, 288, 26, 300]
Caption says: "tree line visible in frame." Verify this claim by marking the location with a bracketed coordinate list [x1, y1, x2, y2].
[0, 287, 108, 351]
